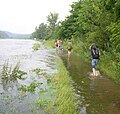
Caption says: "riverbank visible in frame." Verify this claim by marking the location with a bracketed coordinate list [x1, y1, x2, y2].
[53, 58, 78, 114]
[43, 40, 78, 114]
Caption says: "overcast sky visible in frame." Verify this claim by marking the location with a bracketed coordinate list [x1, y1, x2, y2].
[0, 0, 78, 34]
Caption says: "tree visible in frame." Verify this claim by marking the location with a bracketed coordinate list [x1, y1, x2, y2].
[46, 12, 59, 38]
[32, 23, 47, 39]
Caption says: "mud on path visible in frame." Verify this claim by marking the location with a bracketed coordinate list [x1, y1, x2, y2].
[0, 39, 57, 114]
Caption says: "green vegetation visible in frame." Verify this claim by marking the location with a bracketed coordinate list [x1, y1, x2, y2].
[43, 39, 55, 48]
[32, 42, 40, 51]
[32, 12, 59, 40]
[32, 0, 120, 84]
[32, 68, 41, 75]
[53, 58, 78, 114]
[18, 82, 43, 92]
[31, 58, 78, 114]
[2, 61, 27, 80]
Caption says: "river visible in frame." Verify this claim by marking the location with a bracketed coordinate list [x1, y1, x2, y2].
[0, 39, 57, 114]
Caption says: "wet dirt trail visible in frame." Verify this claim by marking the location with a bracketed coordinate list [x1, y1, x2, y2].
[61, 53, 120, 114]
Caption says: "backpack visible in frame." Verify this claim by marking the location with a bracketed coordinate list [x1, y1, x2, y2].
[68, 41, 72, 50]
[91, 48, 99, 59]
[55, 42, 58, 46]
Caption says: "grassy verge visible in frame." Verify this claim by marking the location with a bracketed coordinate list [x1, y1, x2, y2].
[43, 39, 56, 48]
[43, 40, 78, 114]
[53, 58, 78, 114]
[99, 52, 120, 83]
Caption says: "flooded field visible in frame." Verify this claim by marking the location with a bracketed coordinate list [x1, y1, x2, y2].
[62, 54, 120, 114]
[0, 39, 57, 114]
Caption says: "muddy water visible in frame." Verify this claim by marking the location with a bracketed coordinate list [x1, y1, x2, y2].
[0, 39, 57, 114]
[62, 53, 120, 114]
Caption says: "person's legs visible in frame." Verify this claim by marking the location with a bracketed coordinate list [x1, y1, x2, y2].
[92, 59, 96, 76]
[92, 59, 98, 76]
[92, 67, 96, 76]
[56, 46, 58, 52]
[68, 50, 71, 61]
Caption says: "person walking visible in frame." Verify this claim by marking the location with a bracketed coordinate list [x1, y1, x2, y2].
[90, 43, 100, 76]
[67, 38, 73, 61]
[55, 40, 58, 52]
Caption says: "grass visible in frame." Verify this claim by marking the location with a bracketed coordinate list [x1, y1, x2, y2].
[45, 58, 78, 114]
[43, 39, 56, 48]
[36, 39, 78, 113]
[99, 52, 120, 83]
[54, 58, 78, 114]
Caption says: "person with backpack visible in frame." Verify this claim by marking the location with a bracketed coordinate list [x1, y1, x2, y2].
[90, 43, 100, 76]
[67, 38, 73, 61]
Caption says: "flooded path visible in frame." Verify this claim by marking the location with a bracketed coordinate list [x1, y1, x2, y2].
[0, 39, 57, 114]
[62, 53, 120, 114]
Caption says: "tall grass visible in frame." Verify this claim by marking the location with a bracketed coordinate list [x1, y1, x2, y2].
[52, 58, 78, 114]
[99, 51, 120, 83]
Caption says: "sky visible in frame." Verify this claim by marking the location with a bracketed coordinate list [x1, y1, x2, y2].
[0, 0, 78, 34]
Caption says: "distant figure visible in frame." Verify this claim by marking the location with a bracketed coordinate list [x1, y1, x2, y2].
[55, 40, 58, 52]
[90, 43, 100, 76]
[67, 38, 73, 61]
[57, 39, 61, 48]
[56, 39, 61, 54]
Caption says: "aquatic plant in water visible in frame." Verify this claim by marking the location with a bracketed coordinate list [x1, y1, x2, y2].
[18, 82, 43, 92]
[32, 42, 40, 51]
[2, 61, 27, 81]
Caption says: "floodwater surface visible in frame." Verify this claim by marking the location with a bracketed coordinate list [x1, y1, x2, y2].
[0, 39, 57, 114]
[62, 53, 120, 114]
